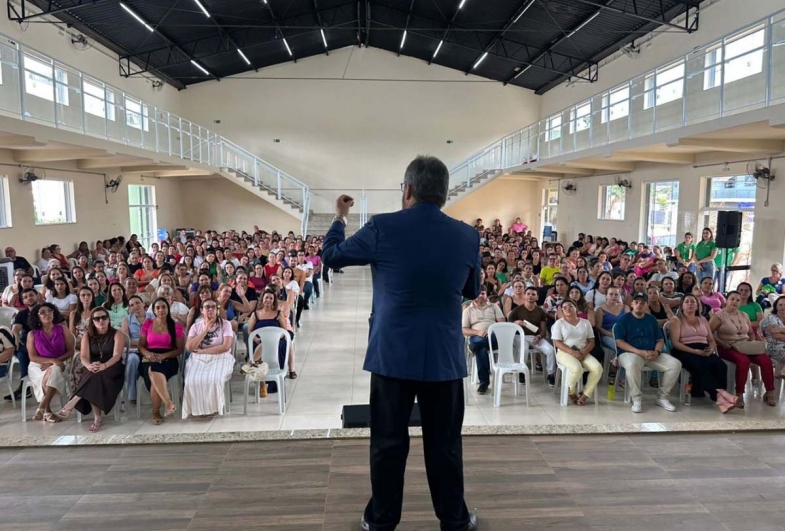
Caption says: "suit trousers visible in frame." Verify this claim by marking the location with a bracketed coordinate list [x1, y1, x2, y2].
[364, 373, 471, 531]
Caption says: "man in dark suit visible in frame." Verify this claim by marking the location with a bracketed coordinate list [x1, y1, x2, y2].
[322, 156, 481, 531]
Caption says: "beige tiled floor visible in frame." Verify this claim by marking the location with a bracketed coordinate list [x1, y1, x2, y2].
[3, 265, 785, 440]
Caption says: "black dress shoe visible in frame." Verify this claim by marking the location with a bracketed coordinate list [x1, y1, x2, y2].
[467, 512, 478, 531]
[360, 515, 370, 531]
[477, 383, 488, 395]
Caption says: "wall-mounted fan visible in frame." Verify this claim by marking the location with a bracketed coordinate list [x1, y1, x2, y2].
[614, 175, 632, 189]
[746, 161, 775, 206]
[70, 33, 94, 51]
[103, 174, 124, 204]
[561, 179, 577, 196]
[18, 167, 44, 186]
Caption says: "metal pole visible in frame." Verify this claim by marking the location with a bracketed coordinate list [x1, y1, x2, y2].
[277, 171, 281, 199]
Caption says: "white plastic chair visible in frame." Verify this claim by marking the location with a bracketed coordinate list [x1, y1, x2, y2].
[0, 326, 16, 407]
[0, 307, 18, 329]
[487, 323, 530, 408]
[243, 327, 291, 415]
[553, 362, 599, 406]
[32, 264, 41, 279]
[21, 331, 76, 421]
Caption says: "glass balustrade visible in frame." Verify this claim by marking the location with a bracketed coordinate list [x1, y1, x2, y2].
[0, 32, 310, 217]
[449, 8, 785, 193]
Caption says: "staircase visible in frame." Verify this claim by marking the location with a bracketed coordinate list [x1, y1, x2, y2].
[307, 213, 363, 236]
[445, 169, 503, 206]
[222, 167, 306, 214]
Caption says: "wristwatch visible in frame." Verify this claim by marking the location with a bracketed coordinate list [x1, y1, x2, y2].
[333, 214, 348, 226]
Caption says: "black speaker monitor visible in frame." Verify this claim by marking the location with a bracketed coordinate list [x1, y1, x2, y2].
[716, 210, 742, 249]
[341, 404, 422, 428]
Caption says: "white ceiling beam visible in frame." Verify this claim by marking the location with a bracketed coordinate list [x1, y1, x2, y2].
[121, 165, 189, 173]
[671, 138, 785, 153]
[531, 166, 595, 176]
[0, 135, 46, 149]
[14, 148, 108, 162]
[565, 160, 636, 172]
[610, 151, 695, 164]
[154, 169, 214, 178]
[78, 157, 152, 169]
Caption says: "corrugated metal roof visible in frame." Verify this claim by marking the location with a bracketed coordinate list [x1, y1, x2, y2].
[26, 0, 698, 92]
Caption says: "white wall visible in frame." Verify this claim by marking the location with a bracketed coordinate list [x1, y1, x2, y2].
[539, 0, 779, 118]
[178, 46, 541, 214]
[0, 152, 183, 261]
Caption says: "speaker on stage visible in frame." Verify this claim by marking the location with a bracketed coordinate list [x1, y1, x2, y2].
[341, 404, 422, 428]
[716, 211, 742, 249]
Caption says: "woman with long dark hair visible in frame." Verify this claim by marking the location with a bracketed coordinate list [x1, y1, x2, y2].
[249, 289, 296, 392]
[55, 307, 126, 431]
[138, 297, 184, 424]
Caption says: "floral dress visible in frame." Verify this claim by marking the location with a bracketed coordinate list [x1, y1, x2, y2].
[69, 316, 89, 398]
[761, 313, 785, 363]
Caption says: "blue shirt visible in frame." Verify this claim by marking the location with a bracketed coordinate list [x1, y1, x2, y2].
[128, 313, 143, 342]
[614, 312, 662, 351]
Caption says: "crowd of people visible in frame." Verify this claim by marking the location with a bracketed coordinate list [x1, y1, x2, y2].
[0, 230, 328, 431]
[463, 219, 785, 414]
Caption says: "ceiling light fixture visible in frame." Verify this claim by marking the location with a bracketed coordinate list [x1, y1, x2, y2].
[513, 64, 532, 80]
[433, 40, 443, 58]
[400, 30, 407, 49]
[472, 51, 488, 70]
[283, 38, 293, 56]
[567, 12, 599, 38]
[190, 60, 210, 76]
[513, 0, 536, 24]
[320, 29, 328, 48]
[458, 0, 467, 9]
[237, 49, 251, 65]
[119, 2, 154, 32]
[192, 0, 210, 17]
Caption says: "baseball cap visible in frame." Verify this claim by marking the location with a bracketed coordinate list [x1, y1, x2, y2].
[631, 291, 648, 302]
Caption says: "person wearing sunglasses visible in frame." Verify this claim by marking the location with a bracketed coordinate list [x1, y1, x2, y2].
[54, 308, 126, 432]
[182, 299, 235, 419]
[26, 303, 75, 422]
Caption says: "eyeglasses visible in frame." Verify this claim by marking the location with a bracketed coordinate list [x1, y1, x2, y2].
[203, 305, 218, 310]
[400, 182, 407, 192]
[38, 310, 53, 317]
[92, 315, 109, 322]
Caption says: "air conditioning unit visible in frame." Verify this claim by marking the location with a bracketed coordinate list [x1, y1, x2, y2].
[0, 261, 14, 293]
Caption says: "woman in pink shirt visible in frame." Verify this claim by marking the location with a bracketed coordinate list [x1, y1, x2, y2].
[138, 297, 184, 425]
[511, 217, 527, 234]
[699, 277, 726, 314]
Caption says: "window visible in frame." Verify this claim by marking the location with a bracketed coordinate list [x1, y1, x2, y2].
[545, 114, 562, 142]
[543, 187, 558, 233]
[23, 54, 68, 104]
[83, 79, 106, 118]
[601, 86, 629, 123]
[598, 184, 625, 220]
[702, 175, 756, 290]
[570, 102, 591, 134]
[0, 176, 10, 228]
[126, 97, 149, 132]
[128, 184, 157, 250]
[644, 181, 679, 247]
[31, 179, 76, 225]
[644, 61, 685, 109]
[703, 27, 764, 90]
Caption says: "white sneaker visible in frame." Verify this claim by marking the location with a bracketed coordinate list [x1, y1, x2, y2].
[655, 398, 677, 412]
[631, 400, 642, 413]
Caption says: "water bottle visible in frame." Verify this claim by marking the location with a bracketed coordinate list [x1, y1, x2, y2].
[607, 383, 615, 401]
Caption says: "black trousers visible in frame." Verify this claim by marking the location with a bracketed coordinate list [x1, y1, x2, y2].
[670, 343, 728, 401]
[365, 373, 471, 531]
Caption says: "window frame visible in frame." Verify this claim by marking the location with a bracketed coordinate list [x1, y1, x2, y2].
[643, 180, 680, 247]
[31, 178, 76, 225]
[597, 184, 626, 221]
[128, 184, 158, 250]
[0, 175, 11, 228]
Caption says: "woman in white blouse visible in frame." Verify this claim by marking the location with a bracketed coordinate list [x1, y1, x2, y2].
[552, 299, 602, 406]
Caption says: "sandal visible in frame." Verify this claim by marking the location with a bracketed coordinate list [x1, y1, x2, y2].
[576, 394, 589, 406]
[43, 412, 62, 423]
[777, 367, 785, 380]
[764, 391, 777, 407]
[568, 393, 579, 405]
[152, 412, 164, 425]
[89, 418, 102, 433]
[164, 401, 177, 417]
[32, 408, 45, 421]
[55, 407, 72, 420]
[288, 371, 298, 380]
[735, 394, 745, 409]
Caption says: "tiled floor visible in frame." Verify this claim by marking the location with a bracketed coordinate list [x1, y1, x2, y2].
[5, 432, 785, 530]
[3, 266, 785, 441]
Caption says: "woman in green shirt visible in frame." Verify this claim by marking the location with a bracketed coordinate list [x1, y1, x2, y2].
[694, 228, 718, 282]
[675, 233, 695, 273]
[738, 282, 764, 337]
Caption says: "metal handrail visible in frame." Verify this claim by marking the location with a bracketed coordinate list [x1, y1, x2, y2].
[0, 31, 310, 223]
[448, 7, 785, 193]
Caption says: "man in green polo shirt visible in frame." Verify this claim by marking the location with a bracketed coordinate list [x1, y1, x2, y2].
[694, 228, 718, 282]
[675, 233, 696, 273]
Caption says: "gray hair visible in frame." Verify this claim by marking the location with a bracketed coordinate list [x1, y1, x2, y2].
[404, 156, 449, 207]
[156, 285, 174, 298]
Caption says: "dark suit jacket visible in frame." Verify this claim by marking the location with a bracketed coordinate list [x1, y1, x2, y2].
[321, 202, 481, 381]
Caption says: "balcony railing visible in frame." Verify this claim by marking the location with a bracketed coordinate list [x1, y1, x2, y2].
[0, 32, 310, 230]
[449, 7, 785, 191]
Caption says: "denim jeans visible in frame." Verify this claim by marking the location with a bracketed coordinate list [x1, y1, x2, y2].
[303, 281, 314, 304]
[313, 273, 321, 297]
[697, 262, 714, 282]
[468, 335, 497, 386]
[125, 351, 140, 401]
[14, 343, 30, 379]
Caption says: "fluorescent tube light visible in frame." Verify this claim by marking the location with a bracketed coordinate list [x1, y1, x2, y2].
[193, 0, 210, 17]
[567, 12, 599, 38]
[283, 38, 293, 56]
[458, 0, 466, 9]
[237, 49, 251, 65]
[513, 65, 532, 80]
[513, 0, 536, 24]
[119, 2, 154, 32]
[400, 30, 407, 49]
[190, 60, 210, 76]
[433, 40, 443, 58]
[472, 52, 488, 70]
[320, 29, 328, 48]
